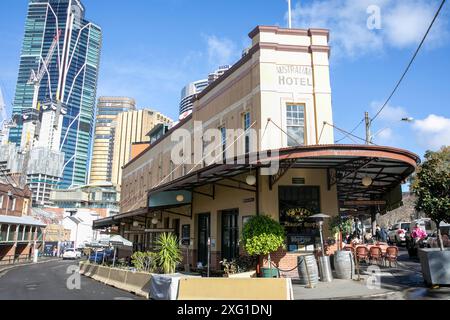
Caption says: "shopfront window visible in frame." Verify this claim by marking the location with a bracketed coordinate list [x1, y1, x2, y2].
[286, 104, 305, 146]
[279, 186, 321, 252]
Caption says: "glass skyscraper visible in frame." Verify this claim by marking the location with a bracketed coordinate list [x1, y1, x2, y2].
[9, 0, 102, 189]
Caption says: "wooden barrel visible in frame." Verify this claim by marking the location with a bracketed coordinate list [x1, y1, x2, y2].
[297, 255, 319, 286]
[333, 250, 355, 279]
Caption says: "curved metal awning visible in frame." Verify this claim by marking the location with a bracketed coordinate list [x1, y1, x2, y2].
[94, 145, 419, 227]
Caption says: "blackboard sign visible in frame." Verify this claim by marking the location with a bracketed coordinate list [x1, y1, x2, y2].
[181, 224, 190, 246]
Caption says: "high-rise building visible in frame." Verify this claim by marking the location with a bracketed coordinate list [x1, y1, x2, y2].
[179, 79, 208, 119]
[207, 65, 232, 84]
[111, 110, 172, 188]
[89, 97, 136, 184]
[9, 0, 102, 189]
[178, 65, 232, 119]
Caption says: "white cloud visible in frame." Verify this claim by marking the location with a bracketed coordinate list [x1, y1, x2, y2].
[290, 0, 448, 58]
[203, 35, 240, 68]
[370, 101, 408, 122]
[412, 114, 450, 150]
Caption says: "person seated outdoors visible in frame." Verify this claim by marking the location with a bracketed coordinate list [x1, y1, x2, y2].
[411, 223, 427, 247]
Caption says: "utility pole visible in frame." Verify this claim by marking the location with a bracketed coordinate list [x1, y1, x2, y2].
[365, 112, 372, 145]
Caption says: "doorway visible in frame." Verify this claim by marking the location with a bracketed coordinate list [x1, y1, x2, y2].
[221, 209, 239, 261]
[197, 213, 210, 266]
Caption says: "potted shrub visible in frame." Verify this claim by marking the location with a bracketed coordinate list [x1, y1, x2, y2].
[156, 233, 182, 274]
[241, 215, 285, 278]
[412, 147, 450, 286]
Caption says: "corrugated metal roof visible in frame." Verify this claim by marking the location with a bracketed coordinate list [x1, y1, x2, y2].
[0, 215, 46, 227]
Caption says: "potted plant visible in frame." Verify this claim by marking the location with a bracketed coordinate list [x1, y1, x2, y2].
[241, 215, 285, 278]
[412, 147, 450, 286]
[156, 233, 182, 274]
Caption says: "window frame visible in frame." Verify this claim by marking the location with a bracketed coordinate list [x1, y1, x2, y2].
[285, 103, 307, 147]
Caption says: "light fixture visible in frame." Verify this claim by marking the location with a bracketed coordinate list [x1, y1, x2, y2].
[151, 213, 159, 225]
[362, 176, 373, 187]
[132, 221, 139, 228]
[176, 194, 185, 202]
[246, 175, 256, 186]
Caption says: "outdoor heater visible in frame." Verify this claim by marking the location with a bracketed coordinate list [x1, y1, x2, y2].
[309, 213, 334, 283]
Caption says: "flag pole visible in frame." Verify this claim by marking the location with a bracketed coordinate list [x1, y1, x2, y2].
[288, 0, 292, 29]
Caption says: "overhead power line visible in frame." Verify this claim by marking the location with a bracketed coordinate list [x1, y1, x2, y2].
[371, 0, 447, 124]
[335, 118, 365, 144]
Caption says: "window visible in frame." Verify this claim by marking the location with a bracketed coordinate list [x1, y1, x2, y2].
[0, 195, 3, 209]
[220, 127, 227, 161]
[243, 112, 251, 154]
[286, 104, 305, 146]
[11, 198, 16, 211]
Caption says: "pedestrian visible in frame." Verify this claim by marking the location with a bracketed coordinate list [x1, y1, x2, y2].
[380, 227, 388, 243]
[375, 225, 381, 241]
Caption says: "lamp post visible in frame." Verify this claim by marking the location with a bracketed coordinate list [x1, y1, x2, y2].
[365, 112, 415, 144]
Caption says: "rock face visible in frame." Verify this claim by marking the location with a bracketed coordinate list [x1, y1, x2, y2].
[377, 193, 426, 228]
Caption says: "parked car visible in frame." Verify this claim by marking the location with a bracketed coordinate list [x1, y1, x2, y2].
[62, 248, 81, 260]
[387, 222, 411, 246]
[427, 223, 450, 249]
[89, 249, 114, 264]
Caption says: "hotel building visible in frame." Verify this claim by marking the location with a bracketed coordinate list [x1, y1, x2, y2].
[94, 26, 419, 275]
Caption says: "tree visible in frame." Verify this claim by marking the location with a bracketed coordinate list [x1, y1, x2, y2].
[242, 215, 285, 274]
[412, 146, 450, 251]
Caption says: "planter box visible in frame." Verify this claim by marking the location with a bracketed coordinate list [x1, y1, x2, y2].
[418, 248, 450, 286]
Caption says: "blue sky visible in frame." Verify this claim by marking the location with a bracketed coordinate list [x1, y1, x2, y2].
[0, 0, 449, 160]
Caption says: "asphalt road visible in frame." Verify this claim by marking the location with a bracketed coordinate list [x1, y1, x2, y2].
[0, 259, 143, 300]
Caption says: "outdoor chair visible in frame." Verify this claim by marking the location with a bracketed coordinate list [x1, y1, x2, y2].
[385, 246, 399, 267]
[355, 246, 370, 264]
[369, 246, 384, 266]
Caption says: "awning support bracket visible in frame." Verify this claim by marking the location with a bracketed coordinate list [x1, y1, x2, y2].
[269, 158, 297, 190]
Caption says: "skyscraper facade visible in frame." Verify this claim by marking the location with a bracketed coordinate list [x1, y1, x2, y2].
[111, 110, 172, 189]
[179, 79, 208, 119]
[89, 97, 136, 184]
[178, 65, 232, 119]
[9, 0, 102, 189]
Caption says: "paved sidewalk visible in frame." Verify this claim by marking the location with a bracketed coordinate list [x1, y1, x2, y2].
[292, 258, 425, 300]
[292, 277, 397, 300]
[0, 257, 59, 274]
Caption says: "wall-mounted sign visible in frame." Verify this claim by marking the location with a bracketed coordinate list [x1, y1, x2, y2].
[149, 190, 192, 208]
[343, 200, 387, 206]
[277, 65, 313, 91]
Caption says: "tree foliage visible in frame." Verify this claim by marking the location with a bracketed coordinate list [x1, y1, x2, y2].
[412, 146, 450, 225]
[329, 216, 354, 235]
[242, 215, 285, 256]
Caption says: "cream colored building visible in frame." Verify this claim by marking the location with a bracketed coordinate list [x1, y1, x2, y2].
[94, 26, 419, 274]
[89, 97, 136, 185]
[111, 109, 172, 188]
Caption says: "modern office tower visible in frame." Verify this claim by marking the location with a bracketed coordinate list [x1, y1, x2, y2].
[9, 0, 102, 189]
[111, 110, 172, 188]
[89, 97, 136, 184]
[178, 65, 232, 119]
[179, 79, 208, 119]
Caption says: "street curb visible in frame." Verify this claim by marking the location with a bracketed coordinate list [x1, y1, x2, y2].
[329, 291, 400, 300]
[0, 259, 59, 277]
